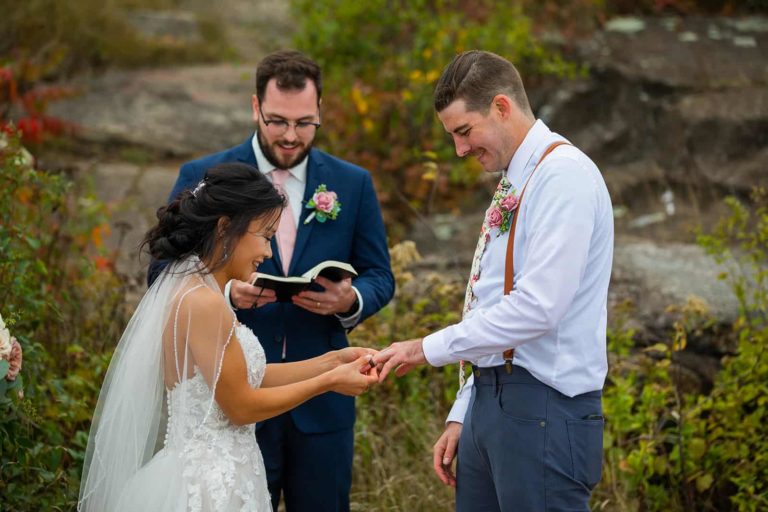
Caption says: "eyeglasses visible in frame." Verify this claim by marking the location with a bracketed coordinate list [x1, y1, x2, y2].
[258, 103, 321, 136]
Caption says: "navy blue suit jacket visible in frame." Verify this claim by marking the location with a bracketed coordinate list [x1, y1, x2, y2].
[153, 137, 394, 434]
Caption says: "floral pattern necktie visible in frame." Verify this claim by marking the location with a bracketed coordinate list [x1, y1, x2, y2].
[458, 175, 519, 390]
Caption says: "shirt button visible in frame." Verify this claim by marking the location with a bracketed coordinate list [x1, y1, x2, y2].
[539, 421, 546, 428]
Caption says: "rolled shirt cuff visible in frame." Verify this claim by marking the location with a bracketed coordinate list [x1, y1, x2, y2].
[422, 327, 456, 367]
[445, 372, 473, 424]
[224, 279, 237, 311]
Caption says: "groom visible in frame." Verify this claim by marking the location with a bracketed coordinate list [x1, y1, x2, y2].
[151, 51, 394, 511]
[373, 51, 613, 511]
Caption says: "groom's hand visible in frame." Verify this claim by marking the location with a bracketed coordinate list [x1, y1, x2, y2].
[433, 422, 462, 487]
[371, 339, 426, 382]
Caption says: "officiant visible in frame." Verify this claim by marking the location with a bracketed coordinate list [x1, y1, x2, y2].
[150, 50, 394, 512]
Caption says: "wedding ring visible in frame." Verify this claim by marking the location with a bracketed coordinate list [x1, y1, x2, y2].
[316, 301, 321, 308]
[368, 358, 376, 370]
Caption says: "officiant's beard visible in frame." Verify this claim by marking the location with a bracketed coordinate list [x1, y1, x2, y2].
[257, 129, 313, 170]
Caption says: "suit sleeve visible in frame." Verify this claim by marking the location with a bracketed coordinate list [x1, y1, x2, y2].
[147, 162, 201, 287]
[348, 172, 395, 324]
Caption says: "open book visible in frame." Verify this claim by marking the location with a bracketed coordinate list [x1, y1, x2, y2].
[251, 260, 358, 302]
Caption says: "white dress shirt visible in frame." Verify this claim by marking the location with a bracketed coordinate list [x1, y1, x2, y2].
[249, 133, 363, 327]
[422, 120, 614, 423]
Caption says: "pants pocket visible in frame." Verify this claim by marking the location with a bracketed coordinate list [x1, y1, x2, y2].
[497, 383, 548, 421]
[566, 418, 604, 489]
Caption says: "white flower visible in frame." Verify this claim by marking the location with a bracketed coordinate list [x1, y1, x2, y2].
[0, 313, 11, 359]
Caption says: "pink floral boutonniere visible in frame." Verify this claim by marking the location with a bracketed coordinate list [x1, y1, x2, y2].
[304, 184, 342, 225]
[486, 176, 518, 236]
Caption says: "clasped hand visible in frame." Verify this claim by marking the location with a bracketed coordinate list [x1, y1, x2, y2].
[330, 346, 380, 396]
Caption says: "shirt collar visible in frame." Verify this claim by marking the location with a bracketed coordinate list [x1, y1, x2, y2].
[504, 119, 551, 189]
[251, 131, 308, 183]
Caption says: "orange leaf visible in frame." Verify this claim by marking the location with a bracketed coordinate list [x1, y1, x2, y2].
[16, 187, 33, 204]
[90, 224, 111, 248]
[94, 255, 114, 271]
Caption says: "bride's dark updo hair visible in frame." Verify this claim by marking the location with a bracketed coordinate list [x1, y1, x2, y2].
[143, 163, 285, 271]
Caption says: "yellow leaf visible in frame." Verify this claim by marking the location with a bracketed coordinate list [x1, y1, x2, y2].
[351, 86, 369, 115]
[689, 438, 706, 460]
[422, 170, 437, 182]
[696, 473, 714, 492]
[643, 343, 669, 354]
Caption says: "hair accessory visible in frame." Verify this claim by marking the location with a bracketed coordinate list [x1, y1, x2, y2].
[192, 180, 206, 198]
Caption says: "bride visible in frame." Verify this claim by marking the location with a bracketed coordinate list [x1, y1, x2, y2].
[78, 163, 378, 511]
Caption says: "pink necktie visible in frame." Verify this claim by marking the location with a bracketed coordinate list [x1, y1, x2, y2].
[271, 169, 296, 275]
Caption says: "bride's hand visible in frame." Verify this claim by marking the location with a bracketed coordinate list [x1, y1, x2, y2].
[327, 356, 379, 396]
[335, 346, 378, 365]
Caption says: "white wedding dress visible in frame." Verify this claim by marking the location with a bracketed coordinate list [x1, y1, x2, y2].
[118, 324, 272, 512]
[79, 260, 274, 512]
[115, 324, 273, 511]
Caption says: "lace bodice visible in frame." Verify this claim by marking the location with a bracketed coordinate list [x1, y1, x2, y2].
[162, 323, 272, 511]
[166, 324, 266, 444]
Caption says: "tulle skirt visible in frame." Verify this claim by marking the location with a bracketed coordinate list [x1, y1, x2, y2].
[116, 446, 273, 512]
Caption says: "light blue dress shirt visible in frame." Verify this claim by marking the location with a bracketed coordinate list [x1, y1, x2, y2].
[422, 120, 614, 423]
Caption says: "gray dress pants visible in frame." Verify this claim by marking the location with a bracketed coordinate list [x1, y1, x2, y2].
[456, 365, 603, 512]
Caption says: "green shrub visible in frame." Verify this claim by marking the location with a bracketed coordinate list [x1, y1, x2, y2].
[596, 298, 711, 511]
[595, 189, 767, 511]
[695, 189, 768, 511]
[0, 132, 127, 510]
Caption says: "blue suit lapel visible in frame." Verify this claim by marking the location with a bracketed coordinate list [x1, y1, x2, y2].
[288, 150, 325, 276]
[235, 137, 258, 166]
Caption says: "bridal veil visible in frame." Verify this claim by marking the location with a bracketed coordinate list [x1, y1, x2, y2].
[78, 257, 237, 511]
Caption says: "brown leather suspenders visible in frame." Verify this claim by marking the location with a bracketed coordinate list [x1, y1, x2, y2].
[501, 141, 571, 372]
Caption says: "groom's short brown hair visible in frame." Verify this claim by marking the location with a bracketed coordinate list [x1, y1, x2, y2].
[434, 50, 533, 117]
